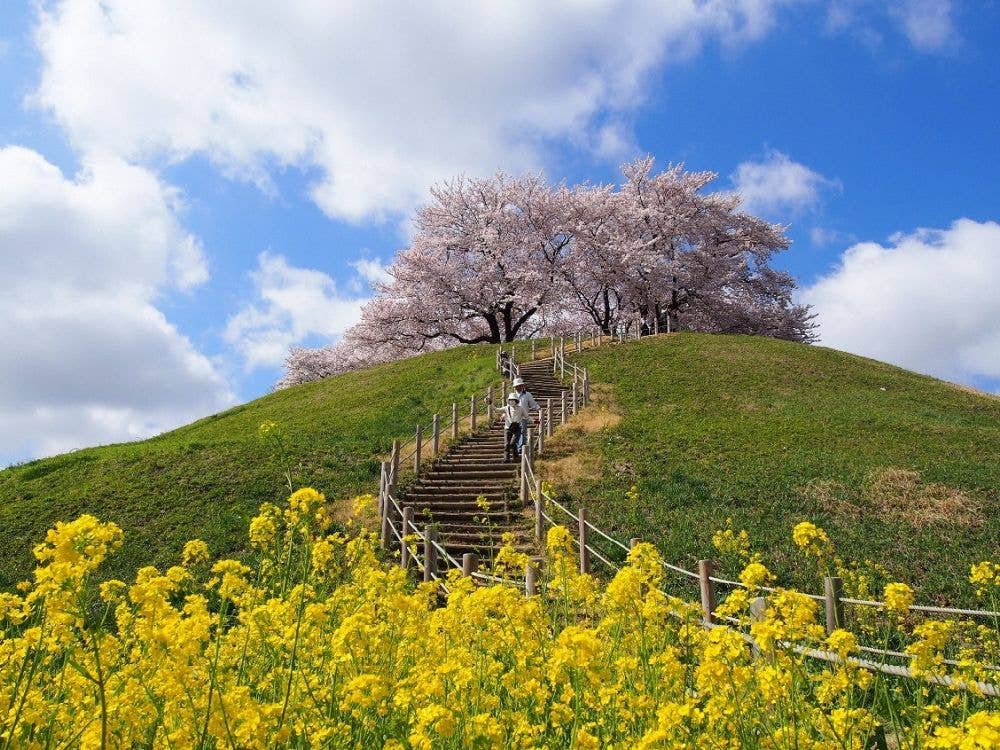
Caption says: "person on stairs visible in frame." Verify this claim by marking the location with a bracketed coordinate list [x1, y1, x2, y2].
[503, 393, 528, 462]
[512, 376, 539, 456]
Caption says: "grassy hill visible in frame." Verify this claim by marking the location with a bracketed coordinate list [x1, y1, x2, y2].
[0, 344, 511, 590]
[544, 334, 1000, 603]
[3, 333, 998, 603]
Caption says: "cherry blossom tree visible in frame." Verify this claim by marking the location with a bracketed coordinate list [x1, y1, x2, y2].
[278, 159, 814, 388]
[349, 173, 575, 349]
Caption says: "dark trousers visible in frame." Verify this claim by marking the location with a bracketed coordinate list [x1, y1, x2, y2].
[504, 423, 522, 460]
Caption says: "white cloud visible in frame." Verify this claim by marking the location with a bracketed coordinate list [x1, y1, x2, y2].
[225, 253, 368, 370]
[0, 146, 233, 465]
[350, 258, 391, 288]
[890, 0, 957, 52]
[802, 218, 1000, 386]
[731, 150, 839, 216]
[31, 0, 792, 223]
[825, 0, 957, 53]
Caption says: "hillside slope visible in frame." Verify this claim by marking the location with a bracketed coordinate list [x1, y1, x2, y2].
[0, 345, 509, 589]
[548, 334, 1000, 602]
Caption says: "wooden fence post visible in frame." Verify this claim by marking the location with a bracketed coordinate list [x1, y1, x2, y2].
[390, 440, 400, 485]
[749, 596, 768, 657]
[432, 414, 440, 457]
[462, 552, 478, 577]
[654, 315, 659, 335]
[531, 340, 536, 360]
[378, 460, 386, 521]
[534, 479, 543, 541]
[560, 391, 567, 424]
[598, 330, 603, 346]
[824, 576, 845, 634]
[414, 424, 422, 475]
[537, 410, 545, 454]
[546, 398, 553, 436]
[525, 427, 533, 473]
[520, 450, 529, 505]
[560, 338, 565, 377]
[578, 507, 590, 574]
[571, 381, 578, 416]
[583, 370, 590, 406]
[526, 562, 537, 597]
[470, 394, 477, 431]
[698, 560, 716, 625]
[486, 386, 494, 422]
[423, 531, 437, 583]
[401, 507, 413, 569]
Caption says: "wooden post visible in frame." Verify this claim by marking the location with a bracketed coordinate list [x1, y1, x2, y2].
[401, 507, 413, 569]
[598, 330, 603, 346]
[470, 394, 477, 431]
[526, 562, 537, 596]
[423, 531, 437, 583]
[525, 427, 533, 473]
[537, 410, 544, 454]
[571, 381, 578, 416]
[378, 461, 387, 521]
[431, 414, 440, 457]
[519, 450, 529, 505]
[560, 390, 567, 424]
[654, 315, 659, 335]
[382, 462, 398, 551]
[380, 504, 391, 550]
[749, 596, 768, 657]
[451, 402, 458, 440]
[531, 340, 536, 360]
[666, 315, 672, 334]
[462, 552, 478, 577]
[546, 398, 553, 436]
[824, 576, 845, 634]
[390, 440, 400, 485]
[583, 370, 590, 406]
[698, 560, 716, 625]
[414, 424, 422, 475]
[486, 386, 493, 422]
[578, 507, 590, 574]
[534, 479, 543, 541]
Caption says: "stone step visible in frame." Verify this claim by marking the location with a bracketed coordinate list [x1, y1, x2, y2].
[403, 499, 513, 512]
[407, 491, 509, 502]
[413, 510, 511, 522]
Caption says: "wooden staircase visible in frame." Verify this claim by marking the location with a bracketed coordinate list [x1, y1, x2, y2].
[396, 357, 567, 564]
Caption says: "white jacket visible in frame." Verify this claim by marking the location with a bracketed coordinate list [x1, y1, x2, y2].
[517, 390, 540, 412]
[502, 403, 529, 428]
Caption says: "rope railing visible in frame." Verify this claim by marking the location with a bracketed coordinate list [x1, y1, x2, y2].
[374, 327, 1000, 699]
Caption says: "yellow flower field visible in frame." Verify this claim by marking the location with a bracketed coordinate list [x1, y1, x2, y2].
[1, 488, 998, 749]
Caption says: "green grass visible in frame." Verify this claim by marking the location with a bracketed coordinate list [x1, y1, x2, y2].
[5, 334, 998, 605]
[0, 344, 512, 590]
[557, 334, 1000, 604]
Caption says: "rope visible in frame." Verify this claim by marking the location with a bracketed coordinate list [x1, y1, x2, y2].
[586, 544, 620, 572]
[543, 492, 576, 521]
[661, 559, 700, 580]
[710, 575, 826, 603]
[585, 520, 631, 553]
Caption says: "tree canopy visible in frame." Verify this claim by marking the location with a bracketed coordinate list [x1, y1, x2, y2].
[279, 158, 814, 387]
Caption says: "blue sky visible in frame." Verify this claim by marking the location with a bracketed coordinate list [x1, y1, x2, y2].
[1, 1, 998, 464]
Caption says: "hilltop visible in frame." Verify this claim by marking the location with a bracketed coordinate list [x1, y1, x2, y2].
[2, 333, 998, 601]
[541, 334, 1000, 602]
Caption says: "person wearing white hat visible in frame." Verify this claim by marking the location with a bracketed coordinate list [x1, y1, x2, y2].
[503, 393, 529, 462]
[511, 376, 539, 455]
